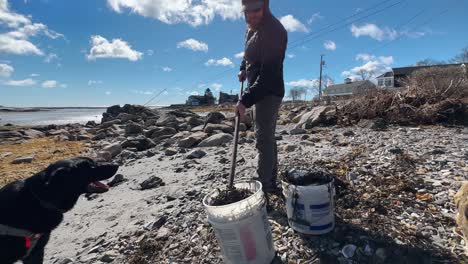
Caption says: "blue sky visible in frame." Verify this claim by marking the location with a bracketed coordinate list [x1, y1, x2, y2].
[0, 0, 467, 107]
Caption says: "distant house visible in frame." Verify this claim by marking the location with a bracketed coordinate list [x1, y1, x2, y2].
[219, 92, 238, 104]
[323, 78, 376, 97]
[186, 88, 216, 106]
[377, 63, 466, 88]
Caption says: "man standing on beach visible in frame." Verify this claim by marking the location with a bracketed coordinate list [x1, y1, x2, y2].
[236, 0, 287, 193]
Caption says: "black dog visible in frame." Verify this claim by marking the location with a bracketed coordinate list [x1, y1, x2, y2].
[0, 157, 119, 264]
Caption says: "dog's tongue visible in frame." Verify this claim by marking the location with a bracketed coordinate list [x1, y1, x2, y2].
[92, 181, 109, 189]
[87, 181, 109, 193]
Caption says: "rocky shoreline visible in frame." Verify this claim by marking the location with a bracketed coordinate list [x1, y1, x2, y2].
[1, 104, 467, 263]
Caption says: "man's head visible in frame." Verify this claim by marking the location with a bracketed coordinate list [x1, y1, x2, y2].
[242, 0, 265, 29]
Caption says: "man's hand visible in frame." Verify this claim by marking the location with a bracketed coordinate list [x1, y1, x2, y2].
[236, 101, 246, 118]
[238, 70, 246, 82]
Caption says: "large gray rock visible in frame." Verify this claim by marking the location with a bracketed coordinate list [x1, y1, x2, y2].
[0, 130, 23, 139]
[116, 113, 138, 123]
[156, 114, 178, 127]
[19, 129, 44, 139]
[294, 106, 334, 129]
[177, 136, 199, 148]
[121, 135, 156, 151]
[204, 124, 234, 134]
[100, 119, 121, 129]
[147, 127, 177, 140]
[198, 133, 233, 147]
[102, 143, 123, 158]
[125, 122, 143, 136]
[204, 112, 226, 125]
[186, 116, 204, 127]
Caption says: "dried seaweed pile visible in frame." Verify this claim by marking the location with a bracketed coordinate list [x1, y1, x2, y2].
[340, 66, 468, 125]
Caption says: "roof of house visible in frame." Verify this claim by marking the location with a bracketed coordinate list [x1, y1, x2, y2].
[324, 80, 375, 92]
[376, 71, 394, 78]
[378, 63, 465, 78]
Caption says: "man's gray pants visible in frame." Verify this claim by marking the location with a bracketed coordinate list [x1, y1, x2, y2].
[253, 95, 282, 190]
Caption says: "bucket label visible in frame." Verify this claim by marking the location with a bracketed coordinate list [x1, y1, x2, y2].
[211, 207, 275, 264]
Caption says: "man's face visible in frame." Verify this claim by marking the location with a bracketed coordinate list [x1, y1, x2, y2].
[245, 7, 264, 29]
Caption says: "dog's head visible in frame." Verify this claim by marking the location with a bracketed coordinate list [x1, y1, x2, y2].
[29, 157, 119, 212]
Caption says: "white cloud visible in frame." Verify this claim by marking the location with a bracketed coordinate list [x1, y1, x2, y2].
[105, 91, 111, 95]
[44, 53, 58, 63]
[234, 51, 244, 59]
[342, 54, 394, 80]
[0, 63, 14, 77]
[3, 78, 35, 86]
[280, 15, 308, 33]
[0, 33, 43, 55]
[287, 53, 296, 59]
[287, 79, 319, 88]
[88, 80, 103, 86]
[356, 53, 375, 61]
[30, 73, 39, 77]
[378, 56, 394, 65]
[0, 1, 63, 56]
[0, 0, 30, 27]
[351, 23, 398, 41]
[41, 80, 57, 88]
[324, 40, 336, 51]
[189, 91, 200, 96]
[59, 83, 67, 88]
[106, 0, 242, 27]
[177, 38, 208, 52]
[162, 66, 173, 72]
[307, 12, 323, 25]
[212, 83, 222, 91]
[87, 35, 143, 61]
[205, 57, 233, 67]
[147, 49, 154, 56]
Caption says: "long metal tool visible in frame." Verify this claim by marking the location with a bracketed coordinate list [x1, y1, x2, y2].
[228, 81, 244, 189]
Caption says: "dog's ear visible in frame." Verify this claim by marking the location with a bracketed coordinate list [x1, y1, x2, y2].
[45, 167, 72, 187]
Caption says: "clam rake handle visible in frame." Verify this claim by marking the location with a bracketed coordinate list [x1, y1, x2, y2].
[228, 81, 244, 189]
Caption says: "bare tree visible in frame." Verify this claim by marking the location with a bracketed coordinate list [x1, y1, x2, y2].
[415, 58, 445, 66]
[451, 46, 468, 63]
[358, 69, 374, 80]
[288, 87, 308, 101]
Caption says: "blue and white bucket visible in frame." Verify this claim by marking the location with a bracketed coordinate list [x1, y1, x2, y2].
[282, 172, 335, 235]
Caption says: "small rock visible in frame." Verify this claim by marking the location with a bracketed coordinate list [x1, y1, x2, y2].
[165, 148, 178, 156]
[280, 145, 299, 152]
[198, 133, 233, 147]
[11, 155, 35, 164]
[140, 176, 165, 190]
[108, 174, 126, 187]
[103, 143, 123, 158]
[290, 128, 307, 135]
[156, 227, 170, 240]
[186, 149, 206, 159]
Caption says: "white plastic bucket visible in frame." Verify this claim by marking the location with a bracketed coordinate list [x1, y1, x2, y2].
[282, 176, 335, 235]
[203, 181, 275, 264]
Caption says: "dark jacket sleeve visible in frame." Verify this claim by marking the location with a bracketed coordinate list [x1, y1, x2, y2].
[241, 25, 286, 108]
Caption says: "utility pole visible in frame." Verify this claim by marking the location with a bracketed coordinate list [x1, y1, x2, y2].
[318, 54, 325, 100]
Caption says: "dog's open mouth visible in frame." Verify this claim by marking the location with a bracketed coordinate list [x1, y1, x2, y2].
[86, 181, 109, 194]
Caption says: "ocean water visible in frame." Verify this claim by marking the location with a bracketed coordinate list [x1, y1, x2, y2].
[0, 108, 106, 126]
